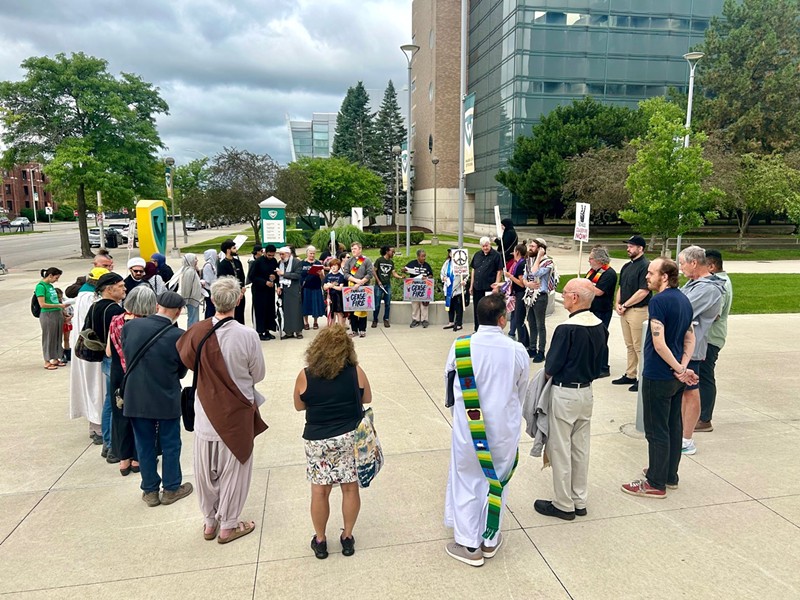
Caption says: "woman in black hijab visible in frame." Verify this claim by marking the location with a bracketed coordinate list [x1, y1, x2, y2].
[495, 218, 518, 264]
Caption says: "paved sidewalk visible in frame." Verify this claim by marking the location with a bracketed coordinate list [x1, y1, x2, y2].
[1, 258, 799, 599]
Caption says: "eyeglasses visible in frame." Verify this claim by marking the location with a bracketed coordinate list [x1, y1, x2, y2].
[131, 269, 144, 274]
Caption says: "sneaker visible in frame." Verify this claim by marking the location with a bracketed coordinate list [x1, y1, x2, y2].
[410, 320, 419, 328]
[597, 370, 611, 379]
[612, 375, 637, 385]
[371, 321, 378, 328]
[534, 499, 575, 521]
[142, 491, 161, 507]
[642, 468, 678, 489]
[443, 323, 455, 330]
[480, 532, 503, 558]
[89, 432, 103, 445]
[532, 352, 545, 364]
[340, 534, 355, 557]
[575, 507, 588, 517]
[695, 420, 714, 432]
[101, 445, 109, 458]
[311, 535, 328, 559]
[106, 452, 120, 464]
[682, 439, 697, 455]
[445, 542, 484, 567]
[359, 331, 366, 338]
[628, 381, 639, 392]
[383, 320, 390, 328]
[422, 320, 429, 328]
[160, 482, 194, 505]
[621, 479, 666, 498]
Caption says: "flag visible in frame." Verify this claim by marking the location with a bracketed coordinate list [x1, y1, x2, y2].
[401, 141, 409, 191]
[463, 93, 475, 175]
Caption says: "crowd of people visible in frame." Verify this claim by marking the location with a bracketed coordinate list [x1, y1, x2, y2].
[32, 230, 732, 562]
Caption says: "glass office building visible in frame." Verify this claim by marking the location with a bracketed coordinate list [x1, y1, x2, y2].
[466, 0, 725, 224]
[287, 113, 337, 161]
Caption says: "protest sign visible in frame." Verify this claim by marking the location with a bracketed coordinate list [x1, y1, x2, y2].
[403, 278, 434, 302]
[343, 286, 375, 312]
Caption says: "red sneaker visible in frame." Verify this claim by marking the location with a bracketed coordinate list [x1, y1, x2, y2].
[621, 479, 666, 498]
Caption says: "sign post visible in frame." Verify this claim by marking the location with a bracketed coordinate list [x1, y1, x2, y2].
[573, 202, 591, 276]
[259, 196, 287, 247]
[45, 203, 52, 231]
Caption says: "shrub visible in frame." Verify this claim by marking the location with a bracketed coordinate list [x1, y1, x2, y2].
[311, 227, 424, 250]
[285, 229, 308, 249]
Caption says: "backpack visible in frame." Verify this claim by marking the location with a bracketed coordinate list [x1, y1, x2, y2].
[31, 292, 41, 318]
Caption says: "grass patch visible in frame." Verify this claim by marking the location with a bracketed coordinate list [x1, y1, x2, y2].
[609, 247, 800, 261]
[435, 233, 482, 246]
[0, 229, 42, 236]
[181, 231, 253, 254]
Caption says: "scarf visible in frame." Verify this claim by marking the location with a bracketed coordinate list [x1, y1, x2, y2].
[454, 334, 518, 540]
[586, 264, 609, 284]
[444, 259, 454, 309]
[349, 255, 366, 276]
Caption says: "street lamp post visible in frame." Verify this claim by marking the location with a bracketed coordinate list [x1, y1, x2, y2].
[165, 156, 179, 257]
[392, 145, 402, 250]
[401, 43, 420, 257]
[29, 168, 38, 226]
[431, 156, 439, 245]
[676, 51, 704, 257]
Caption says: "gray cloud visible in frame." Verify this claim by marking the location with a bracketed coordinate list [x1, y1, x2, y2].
[0, 0, 412, 164]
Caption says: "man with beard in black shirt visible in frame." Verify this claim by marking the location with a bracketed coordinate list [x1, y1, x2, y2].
[248, 244, 279, 340]
[217, 239, 246, 325]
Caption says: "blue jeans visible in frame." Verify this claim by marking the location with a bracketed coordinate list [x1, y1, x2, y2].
[373, 285, 391, 322]
[101, 357, 113, 449]
[130, 417, 182, 493]
[187, 303, 199, 327]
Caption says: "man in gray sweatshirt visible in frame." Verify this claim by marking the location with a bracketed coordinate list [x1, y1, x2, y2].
[678, 246, 725, 456]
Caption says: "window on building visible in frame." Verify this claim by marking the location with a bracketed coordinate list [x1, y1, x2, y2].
[21, 171, 27, 181]
[543, 81, 564, 94]
[23, 185, 29, 196]
[25, 201, 30, 208]
[4, 184, 10, 195]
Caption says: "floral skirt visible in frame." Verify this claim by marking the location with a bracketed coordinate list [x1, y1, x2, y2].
[304, 430, 357, 485]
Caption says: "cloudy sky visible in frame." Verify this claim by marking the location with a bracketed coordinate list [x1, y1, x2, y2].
[0, 0, 412, 165]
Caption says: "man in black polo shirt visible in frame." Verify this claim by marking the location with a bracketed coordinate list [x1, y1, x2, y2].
[217, 239, 247, 325]
[468, 237, 504, 331]
[586, 246, 617, 378]
[534, 279, 607, 521]
[613, 235, 651, 392]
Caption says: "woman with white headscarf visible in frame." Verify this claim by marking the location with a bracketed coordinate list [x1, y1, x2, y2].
[201, 249, 218, 318]
[169, 253, 204, 326]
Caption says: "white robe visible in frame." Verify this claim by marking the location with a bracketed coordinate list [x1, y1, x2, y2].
[444, 325, 530, 548]
[68, 290, 105, 425]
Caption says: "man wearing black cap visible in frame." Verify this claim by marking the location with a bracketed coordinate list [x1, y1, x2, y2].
[613, 235, 651, 392]
[248, 244, 278, 340]
[122, 291, 192, 507]
[218, 239, 246, 325]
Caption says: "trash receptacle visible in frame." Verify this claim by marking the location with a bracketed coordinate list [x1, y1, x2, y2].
[105, 230, 118, 248]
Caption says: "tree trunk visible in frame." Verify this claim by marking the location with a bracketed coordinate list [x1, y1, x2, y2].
[250, 219, 261, 245]
[537, 212, 545, 226]
[76, 183, 93, 258]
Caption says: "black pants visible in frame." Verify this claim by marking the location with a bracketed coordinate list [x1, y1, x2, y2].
[593, 309, 613, 371]
[204, 297, 215, 319]
[642, 376, 685, 490]
[472, 290, 490, 331]
[351, 315, 367, 333]
[699, 343, 721, 422]
[252, 291, 269, 335]
[111, 396, 137, 462]
[526, 293, 548, 354]
[448, 294, 465, 327]
[234, 295, 246, 325]
[510, 291, 529, 347]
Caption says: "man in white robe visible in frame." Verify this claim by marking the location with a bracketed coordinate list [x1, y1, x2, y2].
[444, 293, 530, 567]
[68, 267, 109, 443]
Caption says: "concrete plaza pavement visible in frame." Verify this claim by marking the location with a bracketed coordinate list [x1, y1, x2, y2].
[0, 250, 799, 599]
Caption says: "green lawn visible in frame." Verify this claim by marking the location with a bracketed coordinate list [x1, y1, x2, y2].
[181, 231, 253, 255]
[609, 247, 800, 261]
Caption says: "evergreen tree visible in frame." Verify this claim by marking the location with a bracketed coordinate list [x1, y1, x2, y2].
[372, 80, 407, 223]
[332, 82, 378, 169]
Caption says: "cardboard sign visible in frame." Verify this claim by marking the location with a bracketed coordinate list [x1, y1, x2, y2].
[574, 202, 590, 243]
[343, 286, 375, 312]
[403, 278, 434, 301]
[451, 248, 469, 277]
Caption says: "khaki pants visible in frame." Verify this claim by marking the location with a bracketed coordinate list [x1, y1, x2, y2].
[620, 307, 648, 379]
[411, 301, 429, 322]
[548, 385, 593, 512]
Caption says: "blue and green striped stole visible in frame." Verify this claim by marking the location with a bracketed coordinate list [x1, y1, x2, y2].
[454, 334, 519, 540]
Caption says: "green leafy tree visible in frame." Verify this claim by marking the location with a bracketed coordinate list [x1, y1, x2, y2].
[622, 98, 721, 253]
[562, 144, 636, 221]
[496, 97, 644, 225]
[0, 52, 168, 257]
[275, 166, 312, 226]
[696, 0, 800, 154]
[173, 157, 210, 235]
[332, 82, 378, 170]
[372, 80, 407, 223]
[290, 157, 382, 227]
[207, 148, 279, 244]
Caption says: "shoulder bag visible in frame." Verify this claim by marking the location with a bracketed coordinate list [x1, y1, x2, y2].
[75, 303, 113, 362]
[351, 366, 384, 488]
[180, 317, 234, 432]
[114, 321, 175, 409]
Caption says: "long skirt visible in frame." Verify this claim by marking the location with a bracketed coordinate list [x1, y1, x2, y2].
[302, 288, 325, 318]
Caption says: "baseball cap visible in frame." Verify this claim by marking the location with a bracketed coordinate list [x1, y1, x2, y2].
[624, 235, 647, 248]
[88, 267, 110, 280]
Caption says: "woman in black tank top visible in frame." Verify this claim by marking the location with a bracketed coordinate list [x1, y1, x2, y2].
[293, 324, 372, 560]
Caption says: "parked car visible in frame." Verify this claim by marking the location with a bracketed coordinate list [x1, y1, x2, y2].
[88, 227, 124, 248]
[10, 216, 31, 229]
[106, 222, 135, 243]
[185, 219, 206, 231]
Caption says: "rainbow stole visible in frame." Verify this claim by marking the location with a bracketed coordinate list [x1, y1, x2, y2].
[454, 334, 518, 540]
[350, 255, 366, 277]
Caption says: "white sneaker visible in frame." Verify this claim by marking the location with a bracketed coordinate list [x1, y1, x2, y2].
[682, 439, 697, 455]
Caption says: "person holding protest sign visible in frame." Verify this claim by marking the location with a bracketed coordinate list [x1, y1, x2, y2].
[405, 249, 434, 328]
[323, 259, 347, 325]
[441, 248, 468, 332]
[343, 242, 374, 338]
[523, 238, 559, 363]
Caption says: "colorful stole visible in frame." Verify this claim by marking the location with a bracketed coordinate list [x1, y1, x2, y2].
[454, 334, 519, 540]
[349, 255, 367, 317]
[444, 260, 454, 309]
[586, 264, 608, 284]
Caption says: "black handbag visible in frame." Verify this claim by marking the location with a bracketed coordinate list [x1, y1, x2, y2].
[181, 317, 234, 432]
[75, 303, 113, 362]
[114, 321, 175, 409]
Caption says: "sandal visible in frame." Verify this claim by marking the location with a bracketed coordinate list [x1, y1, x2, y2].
[203, 522, 219, 541]
[313, 323, 319, 329]
[217, 521, 255, 544]
[44, 364, 58, 370]
[304, 324, 310, 330]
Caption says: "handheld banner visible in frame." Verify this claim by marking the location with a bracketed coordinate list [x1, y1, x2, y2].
[135, 200, 168, 260]
[403, 278, 434, 301]
[343, 286, 375, 312]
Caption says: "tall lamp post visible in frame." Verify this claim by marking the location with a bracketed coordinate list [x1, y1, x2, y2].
[392, 145, 402, 250]
[164, 156, 179, 257]
[676, 51, 704, 257]
[431, 156, 439, 245]
[401, 43, 419, 257]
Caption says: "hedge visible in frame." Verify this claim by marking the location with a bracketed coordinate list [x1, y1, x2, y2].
[310, 225, 424, 252]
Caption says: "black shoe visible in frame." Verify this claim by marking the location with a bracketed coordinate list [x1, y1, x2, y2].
[612, 375, 637, 385]
[532, 352, 545, 363]
[106, 452, 120, 464]
[527, 348, 535, 358]
[597, 370, 610, 379]
[258, 333, 268, 341]
[311, 535, 328, 559]
[629, 381, 639, 392]
[534, 499, 575, 521]
[101, 445, 109, 458]
[383, 320, 390, 328]
[443, 323, 455, 330]
[265, 332, 275, 340]
[453, 325, 462, 332]
[422, 320, 429, 328]
[371, 321, 378, 328]
[90, 432, 103, 446]
[340, 534, 355, 556]
[410, 320, 419, 328]
[575, 507, 588, 517]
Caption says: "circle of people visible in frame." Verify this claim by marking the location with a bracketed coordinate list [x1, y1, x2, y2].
[32, 231, 729, 561]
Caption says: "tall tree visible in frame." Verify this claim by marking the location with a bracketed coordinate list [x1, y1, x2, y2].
[696, 0, 800, 154]
[173, 157, 211, 231]
[275, 166, 312, 227]
[622, 98, 721, 253]
[207, 148, 279, 244]
[496, 97, 644, 225]
[289, 157, 383, 227]
[0, 52, 168, 257]
[372, 80, 407, 224]
[332, 82, 378, 170]
[562, 144, 636, 220]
